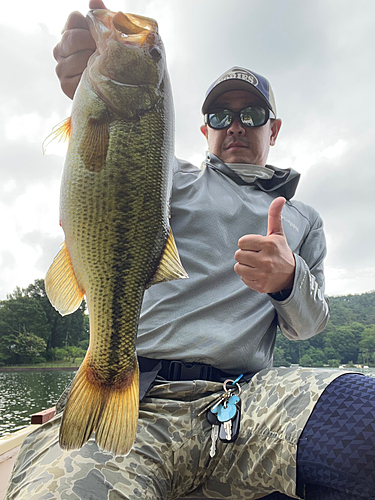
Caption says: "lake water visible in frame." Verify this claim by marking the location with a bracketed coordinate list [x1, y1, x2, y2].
[0, 370, 77, 438]
[0, 366, 374, 439]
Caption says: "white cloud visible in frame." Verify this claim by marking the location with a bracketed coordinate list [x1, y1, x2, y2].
[325, 266, 375, 297]
[0, 181, 62, 298]
[321, 140, 347, 161]
[5, 112, 64, 145]
[1, 0, 374, 299]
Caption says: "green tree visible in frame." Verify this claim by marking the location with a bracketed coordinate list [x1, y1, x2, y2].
[327, 359, 341, 367]
[273, 346, 290, 367]
[327, 293, 375, 327]
[358, 325, 375, 365]
[359, 325, 375, 351]
[0, 294, 49, 364]
[0, 279, 89, 365]
[65, 346, 86, 364]
[306, 347, 325, 367]
[274, 331, 302, 365]
[300, 354, 313, 367]
[24, 279, 88, 350]
[12, 328, 47, 362]
[324, 326, 359, 364]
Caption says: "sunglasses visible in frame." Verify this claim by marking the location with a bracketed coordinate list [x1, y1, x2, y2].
[205, 106, 275, 130]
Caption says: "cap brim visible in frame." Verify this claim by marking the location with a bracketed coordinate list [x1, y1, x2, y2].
[202, 79, 273, 115]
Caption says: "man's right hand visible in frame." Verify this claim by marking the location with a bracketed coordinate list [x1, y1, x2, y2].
[53, 0, 107, 99]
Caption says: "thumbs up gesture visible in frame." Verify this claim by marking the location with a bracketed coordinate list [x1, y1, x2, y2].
[234, 197, 295, 294]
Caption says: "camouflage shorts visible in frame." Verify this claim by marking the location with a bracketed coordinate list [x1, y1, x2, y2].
[6, 367, 345, 500]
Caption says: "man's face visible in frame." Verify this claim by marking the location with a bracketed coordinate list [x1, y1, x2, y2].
[200, 90, 282, 166]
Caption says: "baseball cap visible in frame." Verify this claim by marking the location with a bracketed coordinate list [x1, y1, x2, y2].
[202, 67, 277, 117]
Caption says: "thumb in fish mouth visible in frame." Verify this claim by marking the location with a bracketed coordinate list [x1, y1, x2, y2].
[89, 0, 108, 10]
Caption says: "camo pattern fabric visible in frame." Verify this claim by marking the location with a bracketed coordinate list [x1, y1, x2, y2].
[6, 367, 346, 500]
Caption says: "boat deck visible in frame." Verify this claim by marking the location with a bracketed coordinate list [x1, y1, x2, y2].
[0, 408, 55, 500]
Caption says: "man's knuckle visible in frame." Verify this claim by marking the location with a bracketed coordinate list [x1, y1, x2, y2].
[55, 61, 64, 78]
[64, 11, 87, 31]
[52, 43, 62, 62]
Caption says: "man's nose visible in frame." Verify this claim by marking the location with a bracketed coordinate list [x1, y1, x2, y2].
[227, 117, 245, 135]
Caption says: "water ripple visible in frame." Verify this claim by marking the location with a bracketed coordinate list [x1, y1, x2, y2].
[0, 370, 76, 437]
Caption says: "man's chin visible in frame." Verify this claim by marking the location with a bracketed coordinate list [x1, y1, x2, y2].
[221, 149, 253, 164]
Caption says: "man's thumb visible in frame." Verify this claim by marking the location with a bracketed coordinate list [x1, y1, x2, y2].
[267, 197, 286, 236]
[89, 0, 108, 10]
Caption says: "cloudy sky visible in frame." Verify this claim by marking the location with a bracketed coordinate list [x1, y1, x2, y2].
[1, 0, 374, 299]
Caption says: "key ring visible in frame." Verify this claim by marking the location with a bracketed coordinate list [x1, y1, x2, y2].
[223, 379, 242, 396]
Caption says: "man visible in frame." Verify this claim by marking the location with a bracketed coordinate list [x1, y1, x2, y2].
[6, 2, 375, 500]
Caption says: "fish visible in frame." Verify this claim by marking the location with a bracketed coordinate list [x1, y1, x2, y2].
[45, 9, 188, 456]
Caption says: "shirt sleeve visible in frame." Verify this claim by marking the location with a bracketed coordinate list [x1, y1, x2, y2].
[268, 213, 330, 341]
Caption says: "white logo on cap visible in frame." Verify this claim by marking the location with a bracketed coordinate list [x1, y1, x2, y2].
[218, 70, 259, 87]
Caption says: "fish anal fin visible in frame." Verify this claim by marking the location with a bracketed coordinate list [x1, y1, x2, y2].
[147, 228, 189, 288]
[59, 357, 139, 456]
[42, 117, 72, 154]
[45, 242, 84, 316]
[80, 116, 109, 172]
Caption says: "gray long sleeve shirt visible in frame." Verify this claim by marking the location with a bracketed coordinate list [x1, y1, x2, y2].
[136, 154, 329, 374]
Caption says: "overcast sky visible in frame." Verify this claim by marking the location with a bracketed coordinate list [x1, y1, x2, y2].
[1, 0, 374, 299]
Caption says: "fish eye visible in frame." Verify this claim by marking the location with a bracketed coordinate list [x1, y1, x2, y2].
[149, 46, 162, 62]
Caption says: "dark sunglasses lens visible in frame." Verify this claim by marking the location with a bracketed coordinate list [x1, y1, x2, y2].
[208, 110, 233, 129]
[240, 107, 267, 127]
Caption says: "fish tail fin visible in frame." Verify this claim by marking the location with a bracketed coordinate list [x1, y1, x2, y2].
[59, 357, 139, 456]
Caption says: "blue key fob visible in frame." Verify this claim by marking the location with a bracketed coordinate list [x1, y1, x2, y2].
[217, 404, 236, 422]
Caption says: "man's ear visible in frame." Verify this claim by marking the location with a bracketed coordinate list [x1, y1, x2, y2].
[270, 119, 282, 146]
[200, 124, 208, 139]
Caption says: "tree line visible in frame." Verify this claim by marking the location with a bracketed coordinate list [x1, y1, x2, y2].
[274, 291, 375, 367]
[0, 279, 89, 366]
[0, 279, 374, 367]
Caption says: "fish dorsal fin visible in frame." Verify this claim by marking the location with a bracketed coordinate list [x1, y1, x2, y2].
[45, 241, 85, 316]
[147, 228, 188, 288]
[80, 116, 109, 172]
[42, 117, 72, 154]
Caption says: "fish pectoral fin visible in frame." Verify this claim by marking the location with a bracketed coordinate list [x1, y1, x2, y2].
[45, 241, 84, 316]
[147, 228, 189, 287]
[42, 117, 72, 154]
[59, 357, 139, 456]
[80, 116, 109, 172]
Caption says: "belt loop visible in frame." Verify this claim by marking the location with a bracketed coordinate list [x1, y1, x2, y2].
[200, 364, 212, 380]
[168, 361, 182, 380]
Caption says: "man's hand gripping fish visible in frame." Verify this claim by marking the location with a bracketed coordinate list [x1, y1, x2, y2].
[45, 9, 187, 456]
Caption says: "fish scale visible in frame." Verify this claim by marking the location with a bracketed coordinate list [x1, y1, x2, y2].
[65, 112, 168, 369]
[45, 9, 187, 456]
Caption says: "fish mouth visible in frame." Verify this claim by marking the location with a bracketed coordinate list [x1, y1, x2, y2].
[86, 9, 164, 99]
[87, 9, 158, 52]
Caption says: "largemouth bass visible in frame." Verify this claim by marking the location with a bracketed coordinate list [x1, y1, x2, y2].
[45, 9, 187, 456]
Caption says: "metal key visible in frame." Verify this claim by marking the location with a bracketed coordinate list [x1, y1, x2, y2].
[206, 407, 220, 457]
[223, 419, 232, 440]
[217, 397, 236, 441]
[197, 391, 231, 417]
[201, 377, 243, 454]
[210, 424, 219, 457]
[219, 399, 241, 443]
